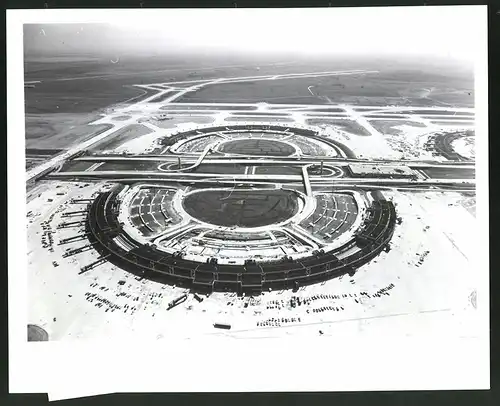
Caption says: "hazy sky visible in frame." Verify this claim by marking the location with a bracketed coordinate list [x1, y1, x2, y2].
[23, 6, 484, 61]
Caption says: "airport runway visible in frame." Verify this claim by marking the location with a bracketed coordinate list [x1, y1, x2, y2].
[25, 67, 475, 184]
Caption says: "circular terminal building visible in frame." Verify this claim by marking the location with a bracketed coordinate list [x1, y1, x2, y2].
[425, 129, 475, 161]
[82, 124, 397, 295]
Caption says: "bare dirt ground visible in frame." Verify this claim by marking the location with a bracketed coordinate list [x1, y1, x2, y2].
[26, 183, 478, 341]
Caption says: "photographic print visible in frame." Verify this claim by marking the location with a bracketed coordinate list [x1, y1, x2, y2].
[21, 8, 486, 341]
[8, 6, 489, 396]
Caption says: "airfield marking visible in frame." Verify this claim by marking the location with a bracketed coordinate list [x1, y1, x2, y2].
[142, 121, 162, 131]
[45, 62, 297, 83]
[136, 70, 378, 106]
[27, 65, 474, 191]
[343, 105, 384, 137]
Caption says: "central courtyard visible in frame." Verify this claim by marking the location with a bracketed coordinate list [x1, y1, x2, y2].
[182, 188, 300, 228]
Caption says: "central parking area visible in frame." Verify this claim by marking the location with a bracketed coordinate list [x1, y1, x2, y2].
[218, 138, 296, 156]
[182, 188, 300, 228]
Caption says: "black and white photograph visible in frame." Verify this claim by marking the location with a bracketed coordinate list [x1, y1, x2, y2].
[8, 6, 489, 398]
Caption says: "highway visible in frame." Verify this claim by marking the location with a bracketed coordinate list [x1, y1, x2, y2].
[61, 161, 472, 185]
[46, 169, 475, 192]
[73, 154, 474, 169]
[51, 151, 475, 190]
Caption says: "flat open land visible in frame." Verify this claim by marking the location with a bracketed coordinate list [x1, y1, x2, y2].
[422, 167, 475, 179]
[179, 67, 474, 107]
[160, 105, 257, 111]
[255, 166, 304, 175]
[24, 57, 334, 115]
[429, 120, 475, 126]
[225, 116, 295, 123]
[148, 116, 215, 129]
[369, 120, 428, 136]
[192, 163, 248, 174]
[59, 160, 96, 172]
[219, 139, 296, 156]
[25, 113, 112, 150]
[96, 161, 161, 172]
[88, 124, 152, 152]
[183, 189, 299, 228]
[23, 56, 309, 151]
[164, 163, 249, 174]
[305, 119, 372, 136]
[24, 56, 473, 153]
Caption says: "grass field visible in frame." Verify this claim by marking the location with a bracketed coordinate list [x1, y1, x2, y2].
[219, 139, 296, 156]
[178, 64, 474, 107]
[59, 160, 96, 172]
[25, 113, 112, 150]
[390, 110, 475, 116]
[24, 56, 323, 115]
[148, 92, 176, 103]
[429, 120, 475, 126]
[233, 112, 291, 116]
[225, 117, 294, 123]
[421, 167, 475, 180]
[305, 118, 372, 136]
[161, 105, 258, 111]
[112, 115, 132, 121]
[165, 163, 249, 174]
[368, 120, 427, 136]
[24, 81, 141, 115]
[148, 116, 215, 129]
[254, 166, 304, 175]
[23, 56, 308, 154]
[193, 163, 248, 174]
[88, 124, 152, 152]
[97, 161, 161, 171]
